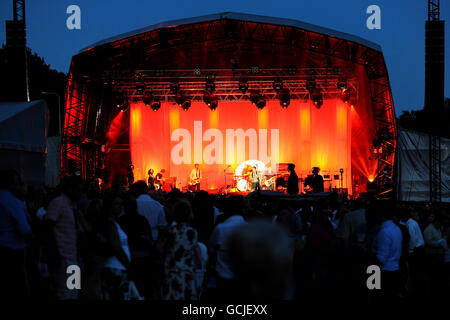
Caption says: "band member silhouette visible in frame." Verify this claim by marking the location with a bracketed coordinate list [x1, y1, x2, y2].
[147, 169, 155, 191]
[287, 163, 299, 195]
[304, 167, 324, 193]
[250, 166, 261, 192]
[189, 164, 202, 192]
[155, 169, 165, 190]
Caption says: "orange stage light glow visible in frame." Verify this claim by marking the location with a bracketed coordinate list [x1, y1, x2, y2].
[128, 98, 372, 194]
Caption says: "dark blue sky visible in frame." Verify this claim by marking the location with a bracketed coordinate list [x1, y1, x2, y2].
[1, 0, 449, 113]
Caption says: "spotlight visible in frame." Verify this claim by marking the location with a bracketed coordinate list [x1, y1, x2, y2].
[312, 92, 323, 109]
[337, 79, 347, 91]
[205, 73, 216, 92]
[170, 82, 180, 94]
[175, 93, 185, 106]
[208, 100, 218, 111]
[341, 86, 356, 104]
[306, 78, 316, 95]
[142, 91, 153, 106]
[273, 78, 283, 92]
[151, 100, 161, 111]
[239, 78, 249, 94]
[181, 100, 191, 111]
[256, 99, 266, 109]
[278, 88, 290, 108]
[136, 83, 146, 94]
[205, 82, 215, 92]
[203, 91, 219, 110]
[118, 100, 130, 112]
[174, 91, 191, 110]
[112, 90, 125, 108]
[250, 91, 266, 109]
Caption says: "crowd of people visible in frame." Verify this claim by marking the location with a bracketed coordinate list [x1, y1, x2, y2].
[0, 167, 449, 302]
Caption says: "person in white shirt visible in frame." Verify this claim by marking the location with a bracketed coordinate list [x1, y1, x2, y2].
[406, 216, 425, 254]
[189, 164, 202, 192]
[370, 201, 402, 299]
[424, 214, 445, 250]
[132, 181, 167, 241]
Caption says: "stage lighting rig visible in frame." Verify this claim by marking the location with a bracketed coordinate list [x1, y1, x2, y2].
[287, 66, 297, 75]
[239, 78, 249, 94]
[278, 88, 290, 108]
[341, 86, 356, 105]
[272, 78, 283, 92]
[205, 73, 216, 92]
[170, 82, 180, 94]
[112, 89, 125, 108]
[337, 79, 347, 91]
[312, 92, 323, 109]
[118, 100, 130, 112]
[181, 100, 191, 111]
[151, 99, 161, 111]
[203, 91, 218, 110]
[136, 83, 146, 94]
[250, 91, 266, 110]
[142, 91, 153, 106]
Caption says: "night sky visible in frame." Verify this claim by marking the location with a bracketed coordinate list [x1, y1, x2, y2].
[0, 0, 449, 113]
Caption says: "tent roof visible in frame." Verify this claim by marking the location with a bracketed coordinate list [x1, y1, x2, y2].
[0, 100, 45, 124]
[81, 11, 382, 53]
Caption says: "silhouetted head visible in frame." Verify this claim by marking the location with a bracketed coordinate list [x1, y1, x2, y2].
[228, 222, 293, 300]
[131, 180, 148, 196]
[173, 199, 193, 223]
[60, 175, 83, 202]
[0, 168, 26, 198]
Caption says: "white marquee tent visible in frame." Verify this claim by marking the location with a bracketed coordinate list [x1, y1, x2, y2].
[0, 100, 52, 187]
[396, 128, 450, 202]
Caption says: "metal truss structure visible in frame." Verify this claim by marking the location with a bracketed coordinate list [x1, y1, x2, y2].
[366, 59, 397, 197]
[107, 67, 358, 103]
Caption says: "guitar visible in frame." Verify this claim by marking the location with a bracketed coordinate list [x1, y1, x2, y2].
[188, 177, 208, 186]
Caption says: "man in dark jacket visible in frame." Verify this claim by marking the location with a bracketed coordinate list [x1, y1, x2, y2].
[287, 164, 299, 195]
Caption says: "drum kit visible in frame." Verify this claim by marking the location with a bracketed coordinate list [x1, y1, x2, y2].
[230, 173, 276, 192]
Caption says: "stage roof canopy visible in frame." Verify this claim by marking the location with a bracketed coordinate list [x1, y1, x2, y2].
[81, 12, 382, 53]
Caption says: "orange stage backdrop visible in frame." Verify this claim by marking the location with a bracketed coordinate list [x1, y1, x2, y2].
[129, 99, 360, 193]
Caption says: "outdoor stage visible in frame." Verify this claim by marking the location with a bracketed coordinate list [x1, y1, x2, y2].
[62, 12, 396, 198]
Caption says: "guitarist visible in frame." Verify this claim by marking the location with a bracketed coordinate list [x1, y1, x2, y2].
[189, 163, 202, 192]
